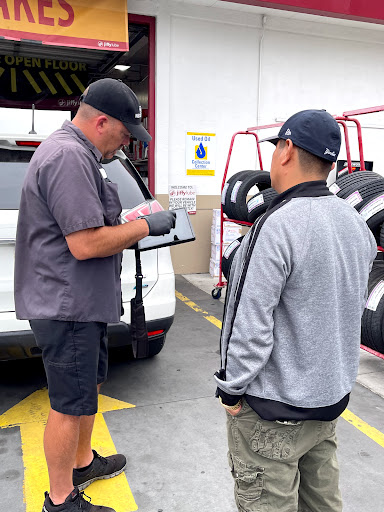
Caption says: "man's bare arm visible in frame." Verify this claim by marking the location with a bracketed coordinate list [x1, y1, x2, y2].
[66, 219, 149, 260]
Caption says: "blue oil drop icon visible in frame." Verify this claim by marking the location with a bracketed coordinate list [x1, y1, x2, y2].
[196, 142, 206, 159]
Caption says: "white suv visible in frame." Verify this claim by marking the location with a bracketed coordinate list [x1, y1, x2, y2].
[0, 135, 176, 360]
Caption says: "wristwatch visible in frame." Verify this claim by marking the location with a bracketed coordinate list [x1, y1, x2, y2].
[219, 396, 242, 411]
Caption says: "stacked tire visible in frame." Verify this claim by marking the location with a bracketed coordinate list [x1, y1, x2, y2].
[330, 171, 384, 354]
[221, 170, 277, 223]
[329, 170, 384, 243]
[361, 260, 384, 353]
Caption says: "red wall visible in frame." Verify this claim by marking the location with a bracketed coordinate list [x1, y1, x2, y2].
[220, 0, 384, 24]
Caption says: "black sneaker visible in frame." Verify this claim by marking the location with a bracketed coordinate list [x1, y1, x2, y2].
[42, 488, 116, 512]
[73, 450, 126, 491]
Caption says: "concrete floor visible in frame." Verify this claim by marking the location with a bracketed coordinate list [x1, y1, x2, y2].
[1, 275, 384, 512]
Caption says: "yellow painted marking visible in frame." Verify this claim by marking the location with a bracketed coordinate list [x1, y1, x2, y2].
[39, 71, 57, 94]
[11, 67, 16, 92]
[175, 290, 222, 329]
[23, 70, 42, 94]
[341, 409, 384, 449]
[0, 389, 138, 512]
[187, 132, 216, 136]
[176, 290, 384, 449]
[71, 73, 86, 92]
[187, 169, 215, 176]
[0, 67, 4, 78]
[55, 72, 72, 95]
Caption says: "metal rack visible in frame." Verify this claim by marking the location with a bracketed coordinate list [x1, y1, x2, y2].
[211, 116, 362, 299]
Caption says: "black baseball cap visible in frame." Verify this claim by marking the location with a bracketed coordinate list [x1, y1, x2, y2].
[260, 109, 341, 162]
[80, 78, 151, 142]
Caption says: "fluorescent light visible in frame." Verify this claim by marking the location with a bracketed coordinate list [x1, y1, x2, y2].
[114, 65, 131, 71]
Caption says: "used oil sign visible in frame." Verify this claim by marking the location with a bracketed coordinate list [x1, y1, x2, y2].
[186, 132, 217, 176]
[0, 0, 128, 51]
[0, 54, 87, 109]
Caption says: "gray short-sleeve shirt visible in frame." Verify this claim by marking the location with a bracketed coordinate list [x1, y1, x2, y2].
[14, 120, 123, 323]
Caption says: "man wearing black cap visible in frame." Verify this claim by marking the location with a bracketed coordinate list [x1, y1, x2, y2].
[215, 110, 376, 511]
[15, 78, 176, 512]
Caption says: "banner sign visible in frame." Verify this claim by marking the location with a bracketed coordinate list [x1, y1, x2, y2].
[0, 0, 129, 51]
[186, 132, 217, 176]
[0, 54, 87, 110]
[221, 0, 384, 24]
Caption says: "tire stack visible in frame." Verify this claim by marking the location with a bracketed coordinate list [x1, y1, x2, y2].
[329, 170, 384, 243]
[222, 170, 277, 222]
[220, 170, 277, 279]
[330, 171, 384, 354]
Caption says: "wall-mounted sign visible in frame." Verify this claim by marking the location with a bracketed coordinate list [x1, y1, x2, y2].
[169, 185, 197, 214]
[186, 132, 216, 176]
[0, 54, 87, 110]
[0, 0, 128, 51]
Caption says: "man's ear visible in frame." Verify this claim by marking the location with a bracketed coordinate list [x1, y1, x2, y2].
[280, 139, 294, 166]
[95, 115, 109, 133]
[331, 162, 336, 171]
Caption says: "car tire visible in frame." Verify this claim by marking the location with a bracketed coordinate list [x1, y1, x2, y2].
[223, 170, 271, 221]
[330, 171, 382, 198]
[222, 236, 244, 280]
[361, 261, 384, 353]
[354, 180, 384, 234]
[222, 170, 255, 219]
[338, 178, 384, 206]
[247, 187, 278, 223]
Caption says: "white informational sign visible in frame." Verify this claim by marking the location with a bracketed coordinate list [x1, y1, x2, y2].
[169, 185, 197, 214]
[186, 131, 216, 176]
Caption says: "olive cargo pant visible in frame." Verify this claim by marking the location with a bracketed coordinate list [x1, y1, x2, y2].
[226, 400, 342, 512]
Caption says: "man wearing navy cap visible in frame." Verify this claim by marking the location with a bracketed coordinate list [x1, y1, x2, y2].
[215, 110, 376, 511]
[15, 78, 175, 512]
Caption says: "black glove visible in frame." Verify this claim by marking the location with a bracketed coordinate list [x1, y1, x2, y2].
[141, 210, 176, 236]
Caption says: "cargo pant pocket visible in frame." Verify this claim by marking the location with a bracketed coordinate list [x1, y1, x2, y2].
[250, 420, 303, 461]
[228, 452, 265, 512]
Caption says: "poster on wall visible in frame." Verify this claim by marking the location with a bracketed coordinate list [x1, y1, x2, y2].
[169, 185, 197, 214]
[186, 132, 216, 176]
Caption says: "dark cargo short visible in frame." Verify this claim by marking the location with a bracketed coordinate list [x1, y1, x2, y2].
[29, 320, 108, 416]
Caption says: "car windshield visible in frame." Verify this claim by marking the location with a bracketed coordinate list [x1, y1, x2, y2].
[0, 148, 150, 210]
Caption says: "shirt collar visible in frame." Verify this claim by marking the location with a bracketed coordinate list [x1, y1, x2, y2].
[268, 180, 332, 211]
[61, 119, 103, 162]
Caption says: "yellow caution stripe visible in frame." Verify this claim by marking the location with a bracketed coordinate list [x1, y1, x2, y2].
[175, 290, 222, 329]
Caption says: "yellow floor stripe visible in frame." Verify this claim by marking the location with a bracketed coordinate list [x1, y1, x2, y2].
[341, 409, 384, 448]
[175, 289, 384, 449]
[175, 290, 222, 329]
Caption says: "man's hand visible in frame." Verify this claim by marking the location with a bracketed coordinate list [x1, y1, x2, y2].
[141, 211, 176, 236]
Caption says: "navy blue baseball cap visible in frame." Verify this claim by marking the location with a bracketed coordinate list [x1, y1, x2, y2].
[260, 109, 341, 162]
[80, 78, 151, 142]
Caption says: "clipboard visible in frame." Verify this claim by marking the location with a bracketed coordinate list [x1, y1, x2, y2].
[135, 207, 196, 251]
